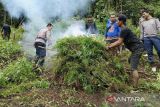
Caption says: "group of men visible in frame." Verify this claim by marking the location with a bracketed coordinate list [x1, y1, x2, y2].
[106, 10, 160, 87]
[33, 9, 160, 88]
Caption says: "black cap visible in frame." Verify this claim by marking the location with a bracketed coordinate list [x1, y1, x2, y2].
[118, 14, 127, 24]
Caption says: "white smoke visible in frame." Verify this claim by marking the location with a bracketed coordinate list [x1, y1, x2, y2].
[0, 0, 94, 56]
[63, 20, 86, 37]
[1, 0, 92, 28]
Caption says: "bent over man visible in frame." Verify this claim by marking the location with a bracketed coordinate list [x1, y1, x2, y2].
[107, 15, 144, 87]
[34, 23, 53, 67]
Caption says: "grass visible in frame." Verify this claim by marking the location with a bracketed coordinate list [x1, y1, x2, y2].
[0, 57, 50, 97]
[0, 80, 50, 97]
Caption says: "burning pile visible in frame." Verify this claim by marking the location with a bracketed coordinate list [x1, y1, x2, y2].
[52, 36, 131, 93]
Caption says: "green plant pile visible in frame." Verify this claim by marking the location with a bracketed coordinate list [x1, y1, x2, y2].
[0, 58, 50, 97]
[53, 36, 130, 93]
[0, 39, 21, 68]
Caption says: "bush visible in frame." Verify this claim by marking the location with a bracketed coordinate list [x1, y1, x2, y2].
[0, 39, 21, 58]
[0, 58, 36, 87]
[96, 20, 106, 35]
[127, 19, 140, 37]
[0, 57, 51, 97]
[0, 39, 21, 68]
[53, 36, 130, 93]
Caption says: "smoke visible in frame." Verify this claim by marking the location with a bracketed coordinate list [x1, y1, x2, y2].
[1, 0, 92, 27]
[1, 0, 94, 57]
[62, 20, 86, 37]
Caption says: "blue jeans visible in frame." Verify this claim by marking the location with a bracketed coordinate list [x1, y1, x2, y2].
[143, 36, 160, 64]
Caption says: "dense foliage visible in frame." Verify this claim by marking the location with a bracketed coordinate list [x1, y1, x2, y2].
[0, 58, 35, 87]
[91, 0, 160, 25]
[0, 39, 21, 68]
[0, 57, 50, 97]
[53, 36, 130, 93]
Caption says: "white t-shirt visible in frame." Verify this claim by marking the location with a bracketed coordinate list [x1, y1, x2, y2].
[35, 28, 51, 44]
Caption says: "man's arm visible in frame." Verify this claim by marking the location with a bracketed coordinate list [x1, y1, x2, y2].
[105, 20, 111, 37]
[46, 31, 52, 46]
[106, 22, 112, 31]
[117, 26, 121, 36]
[106, 19, 111, 28]
[108, 37, 124, 49]
[139, 23, 144, 40]
[155, 18, 160, 32]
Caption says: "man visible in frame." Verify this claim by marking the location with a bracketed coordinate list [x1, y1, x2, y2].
[85, 15, 98, 35]
[105, 14, 121, 43]
[140, 10, 160, 65]
[1, 23, 11, 40]
[34, 23, 53, 67]
[106, 15, 144, 87]
[139, 9, 149, 57]
[105, 14, 121, 55]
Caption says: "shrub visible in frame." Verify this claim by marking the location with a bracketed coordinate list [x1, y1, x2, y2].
[0, 39, 21, 68]
[0, 39, 21, 58]
[53, 36, 130, 93]
[0, 58, 36, 87]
